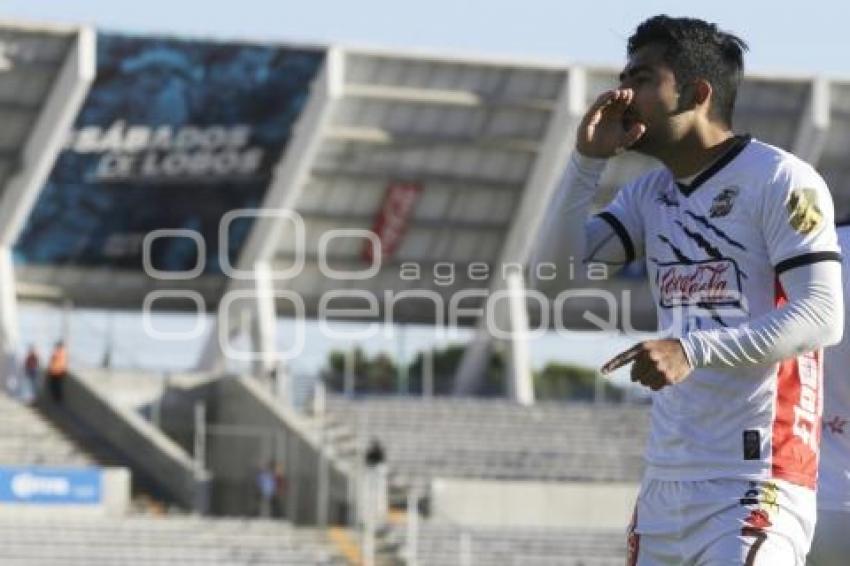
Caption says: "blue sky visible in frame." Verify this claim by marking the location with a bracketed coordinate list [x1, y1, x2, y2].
[3, 0, 849, 76]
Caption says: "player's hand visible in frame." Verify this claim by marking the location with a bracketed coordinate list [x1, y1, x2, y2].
[576, 89, 646, 158]
[600, 339, 692, 391]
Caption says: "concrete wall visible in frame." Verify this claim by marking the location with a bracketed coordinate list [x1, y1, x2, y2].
[0, 467, 130, 518]
[64, 372, 211, 512]
[430, 478, 640, 530]
[159, 377, 218, 456]
[210, 376, 352, 525]
[161, 374, 353, 525]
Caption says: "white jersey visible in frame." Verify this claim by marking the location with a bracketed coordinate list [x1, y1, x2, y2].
[602, 136, 840, 488]
[819, 226, 850, 511]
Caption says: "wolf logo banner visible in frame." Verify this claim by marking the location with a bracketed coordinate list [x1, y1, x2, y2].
[16, 33, 324, 274]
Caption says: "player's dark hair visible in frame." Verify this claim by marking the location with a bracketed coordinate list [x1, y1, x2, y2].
[628, 15, 748, 126]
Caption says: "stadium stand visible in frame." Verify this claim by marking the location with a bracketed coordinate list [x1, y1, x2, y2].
[0, 515, 347, 565]
[0, 391, 94, 467]
[325, 395, 649, 491]
[387, 522, 625, 566]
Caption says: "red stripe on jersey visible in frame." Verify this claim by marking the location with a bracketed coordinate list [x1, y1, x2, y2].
[627, 506, 639, 566]
[771, 279, 822, 489]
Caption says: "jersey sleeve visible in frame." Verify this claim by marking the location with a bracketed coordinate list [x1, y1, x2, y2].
[761, 158, 841, 274]
[595, 181, 646, 263]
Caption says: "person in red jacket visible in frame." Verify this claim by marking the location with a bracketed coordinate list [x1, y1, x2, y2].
[46, 341, 68, 403]
[23, 345, 40, 399]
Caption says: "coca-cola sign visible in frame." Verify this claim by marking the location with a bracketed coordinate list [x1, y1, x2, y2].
[656, 259, 743, 308]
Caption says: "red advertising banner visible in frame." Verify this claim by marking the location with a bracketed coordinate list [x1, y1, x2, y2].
[362, 182, 423, 263]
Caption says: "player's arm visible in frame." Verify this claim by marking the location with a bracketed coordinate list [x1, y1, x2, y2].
[680, 165, 843, 370]
[531, 89, 646, 292]
[681, 260, 842, 369]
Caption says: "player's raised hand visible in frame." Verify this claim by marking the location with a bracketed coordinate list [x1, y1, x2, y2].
[576, 89, 646, 158]
[600, 339, 692, 391]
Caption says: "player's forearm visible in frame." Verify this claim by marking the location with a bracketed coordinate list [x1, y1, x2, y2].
[680, 261, 843, 369]
[531, 152, 609, 289]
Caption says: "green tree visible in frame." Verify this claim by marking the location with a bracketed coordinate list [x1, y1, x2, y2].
[324, 347, 398, 394]
[534, 362, 623, 402]
[407, 344, 504, 396]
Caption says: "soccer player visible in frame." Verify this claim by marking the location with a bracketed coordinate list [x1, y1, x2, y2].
[533, 15, 843, 565]
[807, 224, 850, 566]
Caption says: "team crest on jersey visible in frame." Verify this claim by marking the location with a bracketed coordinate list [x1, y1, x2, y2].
[739, 481, 779, 515]
[787, 188, 823, 235]
[709, 186, 739, 218]
[656, 258, 744, 309]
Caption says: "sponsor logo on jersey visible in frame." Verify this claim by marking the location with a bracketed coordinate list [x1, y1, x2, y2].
[739, 481, 779, 516]
[709, 186, 739, 218]
[793, 352, 820, 452]
[656, 258, 744, 308]
[787, 188, 823, 235]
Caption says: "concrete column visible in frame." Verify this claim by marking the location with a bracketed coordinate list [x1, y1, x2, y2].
[453, 67, 584, 402]
[503, 267, 535, 406]
[792, 77, 831, 166]
[249, 262, 278, 379]
[422, 348, 434, 398]
[0, 248, 19, 383]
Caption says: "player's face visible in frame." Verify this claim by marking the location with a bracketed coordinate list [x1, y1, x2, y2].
[618, 44, 691, 155]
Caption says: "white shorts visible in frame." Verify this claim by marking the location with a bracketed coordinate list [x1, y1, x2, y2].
[627, 478, 816, 565]
[807, 509, 850, 566]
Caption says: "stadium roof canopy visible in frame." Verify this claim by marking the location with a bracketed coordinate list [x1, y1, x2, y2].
[0, 21, 93, 288]
[0, 21, 93, 375]
[244, 48, 576, 324]
[0, 22, 846, 399]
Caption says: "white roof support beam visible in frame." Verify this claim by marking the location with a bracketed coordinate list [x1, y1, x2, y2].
[198, 47, 345, 374]
[310, 169, 523, 192]
[453, 66, 586, 403]
[0, 249, 18, 379]
[503, 265, 535, 404]
[344, 83, 555, 112]
[327, 126, 540, 154]
[248, 262, 279, 379]
[792, 77, 831, 167]
[0, 27, 95, 245]
[298, 211, 508, 232]
[240, 47, 345, 268]
[0, 26, 94, 375]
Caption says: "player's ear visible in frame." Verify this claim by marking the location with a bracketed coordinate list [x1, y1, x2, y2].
[691, 79, 712, 109]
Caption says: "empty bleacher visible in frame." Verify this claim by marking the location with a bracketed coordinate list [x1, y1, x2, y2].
[0, 515, 347, 565]
[394, 523, 625, 566]
[326, 396, 649, 489]
[0, 392, 94, 467]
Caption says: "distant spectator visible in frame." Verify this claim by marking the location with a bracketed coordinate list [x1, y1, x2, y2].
[362, 438, 388, 529]
[46, 341, 68, 403]
[273, 463, 287, 518]
[256, 461, 276, 518]
[23, 345, 40, 399]
[365, 438, 385, 467]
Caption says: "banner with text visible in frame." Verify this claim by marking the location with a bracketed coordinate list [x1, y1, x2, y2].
[0, 467, 102, 505]
[16, 33, 325, 274]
